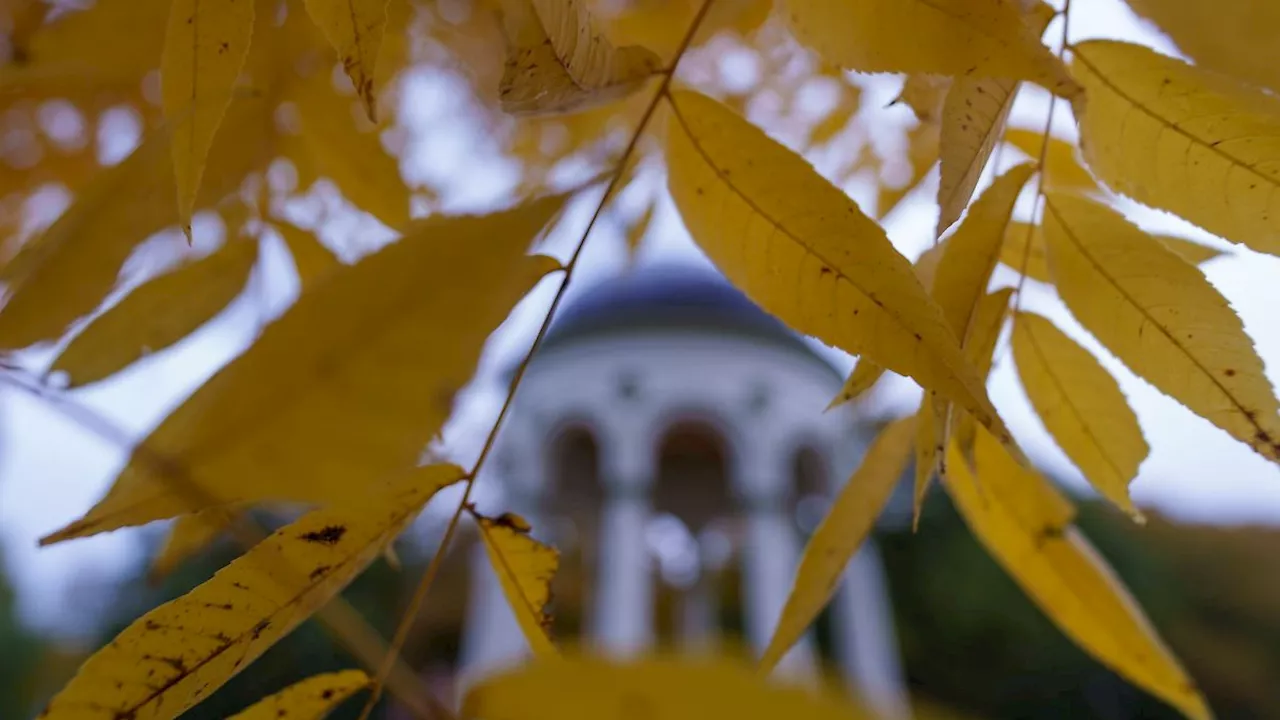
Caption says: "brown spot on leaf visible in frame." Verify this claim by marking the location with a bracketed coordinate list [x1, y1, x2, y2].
[309, 565, 332, 580]
[1224, 368, 1237, 377]
[299, 525, 347, 545]
[321, 689, 335, 699]
[251, 619, 270, 640]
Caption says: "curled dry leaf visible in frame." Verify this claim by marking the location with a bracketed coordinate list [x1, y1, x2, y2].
[1043, 192, 1280, 465]
[760, 416, 916, 673]
[1071, 40, 1280, 256]
[947, 435, 1210, 720]
[42, 196, 566, 544]
[785, 0, 1079, 97]
[1012, 311, 1148, 519]
[161, 0, 256, 239]
[50, 238, 259, 388]
[473, 509, 560, 656]
[497, 0, 661, 116]
[38, 466, 461, 720]
[227, 669, 371, 720]
[664, 91, 1020, 460]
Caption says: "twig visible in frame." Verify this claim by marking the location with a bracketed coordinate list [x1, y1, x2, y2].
[355, 3, 718, 717]
[1013, 0, 1073, 315]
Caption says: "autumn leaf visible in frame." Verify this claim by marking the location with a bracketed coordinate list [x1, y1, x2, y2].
[914, 163, 1034, 509]
[149, 506, 243, 583]
[876, 122, 939, 221]
[830, 242, 948, 408]
[935, 3, 1053, 236]
[1043, 192, 1280, 464]
[893, 74, 950, 125]
[0, 94, 275, 351]
[1071, 40, 1280, 256]
[227, 670, 370, 719]
[473, 509, 560, 657]
[760, 415, 915, 673]
[665, 90, 1020, 459]
[274, 221, 342, 289]
[1004, 128, 1098, 192]
[496, 0, 661, 116]
[303, 0, 389, 122]
[952, 288, 1014, 454]
[785, 0, 1079, 97]
[38, 466, 461, 720]
[1012, 311, 1148, 518]
[41, 197, 565, 544]
[50, 238, 259, 388]
[464, 654, 874, 720]
[161, 0, 256, 239]
[1122, 0, 1280, 94]
[1000, 220, 1223, 283]
[285, 70, 412, 229]
[946, 436, 1210, 720]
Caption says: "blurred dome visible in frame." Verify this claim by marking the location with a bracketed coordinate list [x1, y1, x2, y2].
[542, 264, 820, 362]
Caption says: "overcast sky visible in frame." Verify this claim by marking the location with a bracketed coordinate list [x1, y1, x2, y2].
[3, 0, 1279, 634]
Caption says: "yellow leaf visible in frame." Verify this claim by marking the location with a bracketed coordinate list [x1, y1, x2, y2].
[1001, 220, 1224, 283]
[623, 202, 656, 263]
[785, 0, 1079, 97]
[947, 438, 1210, 720]
[934, 164, 1035, 344]
[1012, 311, 1148, 518]
[161, 0, 256, 238]
[936, 77, 1018, 237]
[1071, 40, 1280, 256]
[463, 655, 873, 720]
[829, 242, 948, 407]
[474, 510, 560, 657]
[920, 164, 1033, 508]
[6, 0, 168, 94]
[893, 74, 951, 124]
[50, 239, 259, 388]
[760, 416, 915, 673]
[666, 91, 1019, 457]
[274, 221, 341, 289]
[149, 506, 242, 583]
[286, 71, 411, 229]
[0, 94, 275, 351]
[934, 4, 1054, 236]
[303, 0, 389, 122]
[38, 466, 461, 720]
[913, 393, 945, 523]
[952, 288, 1014, 453]
[41, 197, 565, 544]
[228, 670, 370, 720]
[497, 0, 661, 116]
[972, 425, 1076, 535]
[1043, 192, 1280, 464]
[1122, 0, 1280, 93]
[1004, 128, 1098, 192]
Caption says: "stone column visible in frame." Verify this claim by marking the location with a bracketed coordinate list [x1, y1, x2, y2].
[738, 441, 817, 678]
[592, 423, 656, 655]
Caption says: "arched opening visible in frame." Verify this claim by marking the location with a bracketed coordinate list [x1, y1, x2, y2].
[544, 424, 604, 640]
[651, 420, 738, 651]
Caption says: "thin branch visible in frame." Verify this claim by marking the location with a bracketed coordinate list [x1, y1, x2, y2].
[1013, 0, 1072, 316]
[356, 3, 718, 717]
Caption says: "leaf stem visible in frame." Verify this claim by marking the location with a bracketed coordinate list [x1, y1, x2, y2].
[356, 3, 717, 717]
[1013, 0, 1072, 315]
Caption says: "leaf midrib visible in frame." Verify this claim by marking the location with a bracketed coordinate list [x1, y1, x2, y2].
[1044, 198, 1273, 454]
